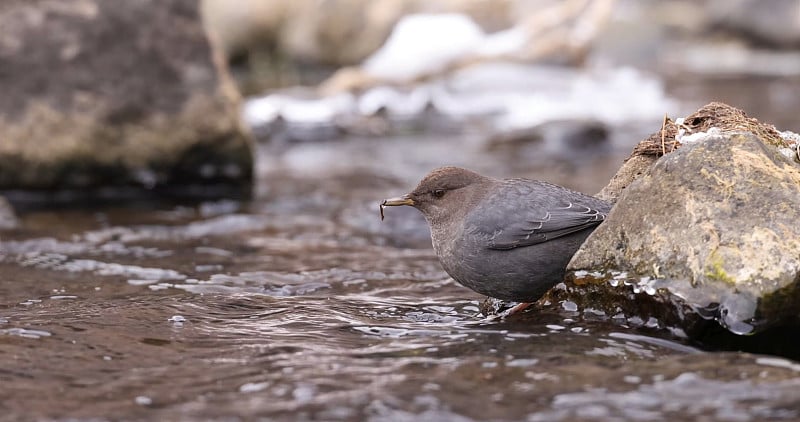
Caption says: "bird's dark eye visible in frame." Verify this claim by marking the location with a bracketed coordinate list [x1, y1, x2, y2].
[432, 189, 445, 198]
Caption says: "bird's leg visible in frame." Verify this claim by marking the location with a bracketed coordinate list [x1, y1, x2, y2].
[501, 302, 532, 318]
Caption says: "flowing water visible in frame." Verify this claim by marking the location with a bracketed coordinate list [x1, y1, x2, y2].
[3, 82, 800, 421]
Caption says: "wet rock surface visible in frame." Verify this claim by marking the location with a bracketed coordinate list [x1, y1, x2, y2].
[564, 130, 800, 336]
[0, 0, 252, 192]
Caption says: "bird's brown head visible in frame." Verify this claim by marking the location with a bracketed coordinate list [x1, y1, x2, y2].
[381, 166, 493, 223]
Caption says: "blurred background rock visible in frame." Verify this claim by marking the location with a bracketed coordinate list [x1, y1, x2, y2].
[201, 0, 519, 93]
[203, 0, 800, 97]
[0, 0, 252, 203]
[199, 0, 799, 192]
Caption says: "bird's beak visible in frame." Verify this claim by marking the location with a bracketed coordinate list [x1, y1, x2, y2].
[380, 195, 414, 220]
[382, 195, 415, 207]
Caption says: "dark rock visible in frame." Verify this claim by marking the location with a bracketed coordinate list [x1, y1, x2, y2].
[0, 0, 252, 193]
[562, 131, 800, 336]
[486, 120, 609, 153]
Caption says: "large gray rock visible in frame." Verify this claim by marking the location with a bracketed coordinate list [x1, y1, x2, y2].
[0, 0, 252, 192]
[561, 131, 800, 336]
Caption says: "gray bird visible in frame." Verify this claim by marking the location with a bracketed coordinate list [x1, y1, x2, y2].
[381, 166, 611, 313]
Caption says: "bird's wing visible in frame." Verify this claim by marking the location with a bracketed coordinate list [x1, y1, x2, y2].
[466, 181, 610, 251]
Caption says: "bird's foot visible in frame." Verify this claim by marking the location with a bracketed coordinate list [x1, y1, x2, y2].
[500, 302, 532, 318]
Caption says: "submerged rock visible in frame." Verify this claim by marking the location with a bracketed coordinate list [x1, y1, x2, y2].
[0, 196, 18, 230]
[0, 0, 252, 193]
[560, 128, 800, 336]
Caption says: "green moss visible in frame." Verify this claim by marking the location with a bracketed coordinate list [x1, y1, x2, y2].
[705, 253, 737, 285]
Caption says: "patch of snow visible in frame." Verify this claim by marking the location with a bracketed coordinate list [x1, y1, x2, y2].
[363, 14, 485, 82]
[676, 127, 722, 144]
[244, 94, 355, 126]
[242, 13, 678, 136]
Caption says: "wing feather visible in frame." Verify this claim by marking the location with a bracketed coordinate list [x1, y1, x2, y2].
[465, 180, 611, 251]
